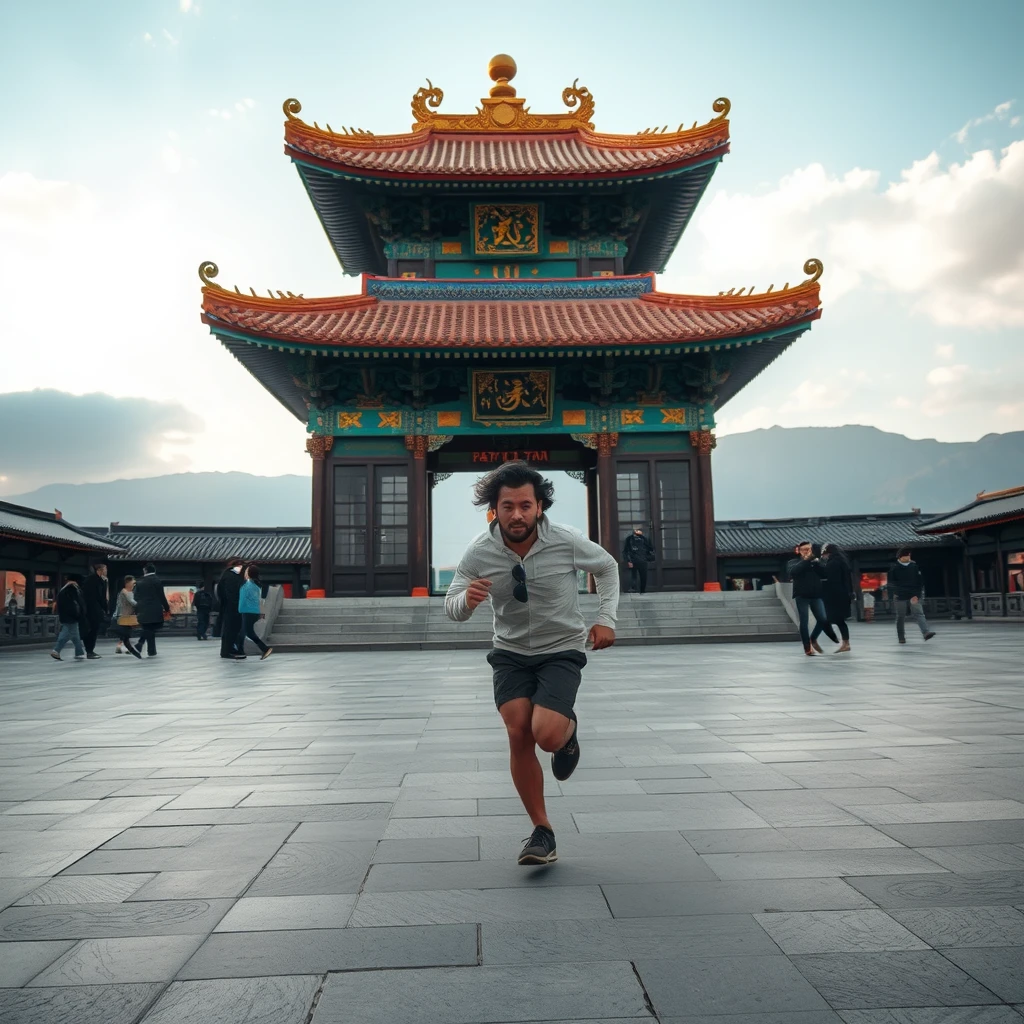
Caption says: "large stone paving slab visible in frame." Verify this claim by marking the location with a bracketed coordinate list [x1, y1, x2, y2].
[1, 623, 1023, 1021]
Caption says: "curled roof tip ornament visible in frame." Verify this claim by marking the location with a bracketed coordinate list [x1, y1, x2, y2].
[198, 261, 223, 290]
[711, 97, 731, 121]
[283, 98, 302, 121]
[802, 258, 824, 284]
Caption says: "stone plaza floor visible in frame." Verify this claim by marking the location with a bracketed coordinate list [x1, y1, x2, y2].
[0, 623, 1023, 1024]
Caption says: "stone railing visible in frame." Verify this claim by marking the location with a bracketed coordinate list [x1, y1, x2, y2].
[970, 592, 1024, 618]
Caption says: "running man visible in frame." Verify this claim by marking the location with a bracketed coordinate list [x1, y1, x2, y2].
[445, 461, 619, 866]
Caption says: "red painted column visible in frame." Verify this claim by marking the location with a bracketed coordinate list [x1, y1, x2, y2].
[596, 433, 619, 559]
[305, 435, 333, 596]
[406, 435, 429, 596]
[690, 430, 718, 590]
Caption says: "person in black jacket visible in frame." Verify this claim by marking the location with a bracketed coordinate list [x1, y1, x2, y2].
[786, 541, 840, 656]
[622, 528, 655, 594]
[191, 582, 214, 641]
[821, 543, 854, 653]
[216, 558, 246, 660]
[133, 564, 170, 658]
[887, 547, 936, 644]
[80, 563, 109, 660]
[51, 576, 88, 661]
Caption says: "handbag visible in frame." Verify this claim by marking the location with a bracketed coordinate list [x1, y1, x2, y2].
[117, 613, 138, 627]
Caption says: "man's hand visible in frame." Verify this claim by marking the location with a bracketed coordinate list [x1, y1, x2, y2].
[465, 579, 492, 611]
[588, 624, 615, 650]
[627, 562, 633, 569]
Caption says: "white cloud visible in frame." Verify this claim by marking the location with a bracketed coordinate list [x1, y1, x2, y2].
[142, 31, 154, 44]
[0, 171, 307, 479]
[208, 99, 256, 121]
[688, 138, 1024, 329]
[955, 100, 1015, 144]
[920, 362, 1023, 419]
[715, 405, 776, 436]
[179, 0, 193, 11]
[935, 344, 955, 361]
[160, 145, 183, 174]
[161, 27, 178, 45]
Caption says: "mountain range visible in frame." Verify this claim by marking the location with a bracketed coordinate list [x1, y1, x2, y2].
[5, 426, 1023, 527]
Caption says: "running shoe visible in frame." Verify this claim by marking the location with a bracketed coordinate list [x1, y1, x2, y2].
[551, 723, 580, 781]
[924, 631, 936, 641]
[518, 825, 557, 866]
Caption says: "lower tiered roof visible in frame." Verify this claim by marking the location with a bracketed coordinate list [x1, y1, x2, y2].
[199, 266, 822, 421]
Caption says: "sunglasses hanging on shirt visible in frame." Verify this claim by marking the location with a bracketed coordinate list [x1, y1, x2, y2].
[511, 564, 528, 603]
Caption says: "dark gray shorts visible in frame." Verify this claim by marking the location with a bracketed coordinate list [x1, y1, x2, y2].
[486, 648, 587, 721]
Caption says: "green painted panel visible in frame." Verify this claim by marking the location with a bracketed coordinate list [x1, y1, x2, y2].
[435, 260, 579, 279]
[615, 433, 691, 454]
[311, 397, 704, 437]
[329, 437, 407, 456]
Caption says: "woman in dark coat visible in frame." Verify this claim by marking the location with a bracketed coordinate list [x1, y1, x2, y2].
[133, 564, 170, 658]
[821, 543, 854, 652]
[216, 558, 245, 660]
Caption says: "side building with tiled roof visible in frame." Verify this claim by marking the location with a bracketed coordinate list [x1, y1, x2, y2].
[716, 512, 967, 619]
[916, 485, 1024, 617]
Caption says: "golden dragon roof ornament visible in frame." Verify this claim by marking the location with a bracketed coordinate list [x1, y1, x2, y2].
[410, 54, 596, 133]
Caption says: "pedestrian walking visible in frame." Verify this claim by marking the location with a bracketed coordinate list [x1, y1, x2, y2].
[621, 527, 655, 594]
[820, 543, 854, 653]
[80, 563, 109, 660]
[50, 576, 88, 661]
[192, 582, 214, 640]
[237, 565, 272, 660]
[217, 558, 245, 660]
[786, 541, 841, 656]
[887, 547, 936, 644]
[445, 461, 619, 867]
[111, 575, 143, 660]
[133, 564, 170, 658]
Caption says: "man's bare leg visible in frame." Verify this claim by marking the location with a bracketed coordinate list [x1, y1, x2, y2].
[499, 698, 550, 829]
[531, 705, 574, 752]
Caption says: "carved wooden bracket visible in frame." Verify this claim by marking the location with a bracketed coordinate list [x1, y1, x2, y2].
[305, 435, 335, 461]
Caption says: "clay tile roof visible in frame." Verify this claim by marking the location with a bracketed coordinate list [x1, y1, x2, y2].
[915, 487, 1024, 534]
[285, 123, 730, 180]
[201, 280, 821, 351]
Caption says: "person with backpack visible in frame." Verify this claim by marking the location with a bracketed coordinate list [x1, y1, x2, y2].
[237, 564, 272, 660]
[192, 582, 214, 641]
[50, 575, 88, 661]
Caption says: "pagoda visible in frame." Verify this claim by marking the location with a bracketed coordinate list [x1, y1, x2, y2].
[200, 56, 823, 597]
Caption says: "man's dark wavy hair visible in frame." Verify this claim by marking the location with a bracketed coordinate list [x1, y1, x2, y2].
[472, 460, 555, 511]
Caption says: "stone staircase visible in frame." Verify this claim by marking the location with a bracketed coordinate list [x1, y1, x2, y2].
[266, 589, 797, 651]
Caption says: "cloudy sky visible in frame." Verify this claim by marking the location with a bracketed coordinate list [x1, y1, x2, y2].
[1, 0, 1022, 500]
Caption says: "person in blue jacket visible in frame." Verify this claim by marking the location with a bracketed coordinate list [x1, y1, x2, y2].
[237, 564, 272, 660]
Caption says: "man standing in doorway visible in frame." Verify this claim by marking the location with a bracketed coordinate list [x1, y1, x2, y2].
[80, 563, 109, 660]
[445, 461, 619, 867]
[887, 547, 936, 644]
[787, 541, 841, 656]
[622, 527, 655, 594]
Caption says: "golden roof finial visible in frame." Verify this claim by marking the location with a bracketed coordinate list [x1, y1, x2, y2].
[488, 54, 517, 98]
[802, 258, 824, 284]
[198, 261, 224, 290]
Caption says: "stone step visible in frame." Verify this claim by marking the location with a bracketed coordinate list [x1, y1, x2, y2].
[266, 591, 797, 649]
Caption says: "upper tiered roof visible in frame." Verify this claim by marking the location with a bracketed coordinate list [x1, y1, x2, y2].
[283, 55, 731, 275]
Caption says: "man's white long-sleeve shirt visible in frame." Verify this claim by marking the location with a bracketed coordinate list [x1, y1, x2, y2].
[444, 517, 619, 656]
